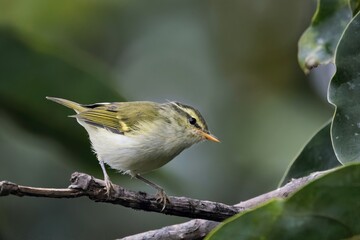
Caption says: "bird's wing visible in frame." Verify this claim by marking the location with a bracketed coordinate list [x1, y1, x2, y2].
[74, 102, 160, 134]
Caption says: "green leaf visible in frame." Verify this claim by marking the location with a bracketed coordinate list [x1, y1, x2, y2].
[298, 0, 352, 73]
[279, 122, 340, 187]
[0, 28, 125, 170]
[328, 11, 360, 163]
[207, 164, 360, 240]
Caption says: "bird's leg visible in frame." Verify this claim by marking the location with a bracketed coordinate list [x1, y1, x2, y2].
[135, 174, 170, 211]
[99, 160, 115, 196]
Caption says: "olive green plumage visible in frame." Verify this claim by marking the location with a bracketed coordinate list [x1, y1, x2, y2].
[76, 102, 162, 134]
[46, 96, 219, 210]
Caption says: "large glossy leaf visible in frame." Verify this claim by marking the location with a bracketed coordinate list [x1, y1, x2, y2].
[328, 11, 360, 163]
[207, 163, 360, 240]
[298, 0, 352, 73]
[279, 122, 340, 186]
[0, 28, 125, 169]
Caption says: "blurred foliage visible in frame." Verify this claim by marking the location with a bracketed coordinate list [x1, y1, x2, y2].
[0, 29, 124, 171]
[298, 0, 352, 73]
[207, 164, 360, 240]
[0, 0, 337, 239]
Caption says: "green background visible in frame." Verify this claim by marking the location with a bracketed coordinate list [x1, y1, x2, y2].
[0, 1, 332, 239]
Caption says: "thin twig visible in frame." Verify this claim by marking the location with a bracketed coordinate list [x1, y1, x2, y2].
[120, 219, 219, 240]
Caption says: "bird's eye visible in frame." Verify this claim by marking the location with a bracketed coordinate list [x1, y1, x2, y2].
[188, 117, 197, 125]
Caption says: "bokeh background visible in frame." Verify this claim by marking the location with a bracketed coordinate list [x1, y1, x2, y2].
[0, 1, 333, 239]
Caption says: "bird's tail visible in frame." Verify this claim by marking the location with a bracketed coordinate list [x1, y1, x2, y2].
[46, 96, 87, 113]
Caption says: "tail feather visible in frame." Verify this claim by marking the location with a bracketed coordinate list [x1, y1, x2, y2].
[46, 96, 87, 113]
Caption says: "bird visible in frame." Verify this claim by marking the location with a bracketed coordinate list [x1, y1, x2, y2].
[46, 97, 219, 210]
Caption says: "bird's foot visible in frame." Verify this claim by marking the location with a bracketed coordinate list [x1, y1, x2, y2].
[104, 177, 115, 197]
[155, 189, 170, 211]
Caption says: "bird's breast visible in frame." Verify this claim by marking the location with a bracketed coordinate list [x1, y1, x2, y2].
[81, 123, 191, 174]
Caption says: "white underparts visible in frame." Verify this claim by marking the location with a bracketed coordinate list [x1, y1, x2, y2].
[77, 118, 199, 175]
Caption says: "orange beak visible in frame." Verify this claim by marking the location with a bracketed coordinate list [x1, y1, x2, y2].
[200, 131, 220, 143]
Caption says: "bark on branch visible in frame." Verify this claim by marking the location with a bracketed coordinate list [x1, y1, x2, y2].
[0, 172, 240, 221]
[119, 170, 330, 240]
[0, 170, 329, 239]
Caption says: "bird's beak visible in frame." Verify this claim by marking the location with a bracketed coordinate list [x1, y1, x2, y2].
[200, 131, 220, 143]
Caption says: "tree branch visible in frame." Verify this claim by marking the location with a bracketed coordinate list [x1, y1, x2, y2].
[118, 170, 330, 240]
[0, 170, 330, 239]
[120, 219, 219, 240]
[0, 172, 240, 221]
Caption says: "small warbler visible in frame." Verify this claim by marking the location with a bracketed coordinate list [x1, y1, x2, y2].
[46, 97, 219, 209]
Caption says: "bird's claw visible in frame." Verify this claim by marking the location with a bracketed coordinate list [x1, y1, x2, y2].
[155, 190, 170, 211]
[104, 178, 115, 197]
